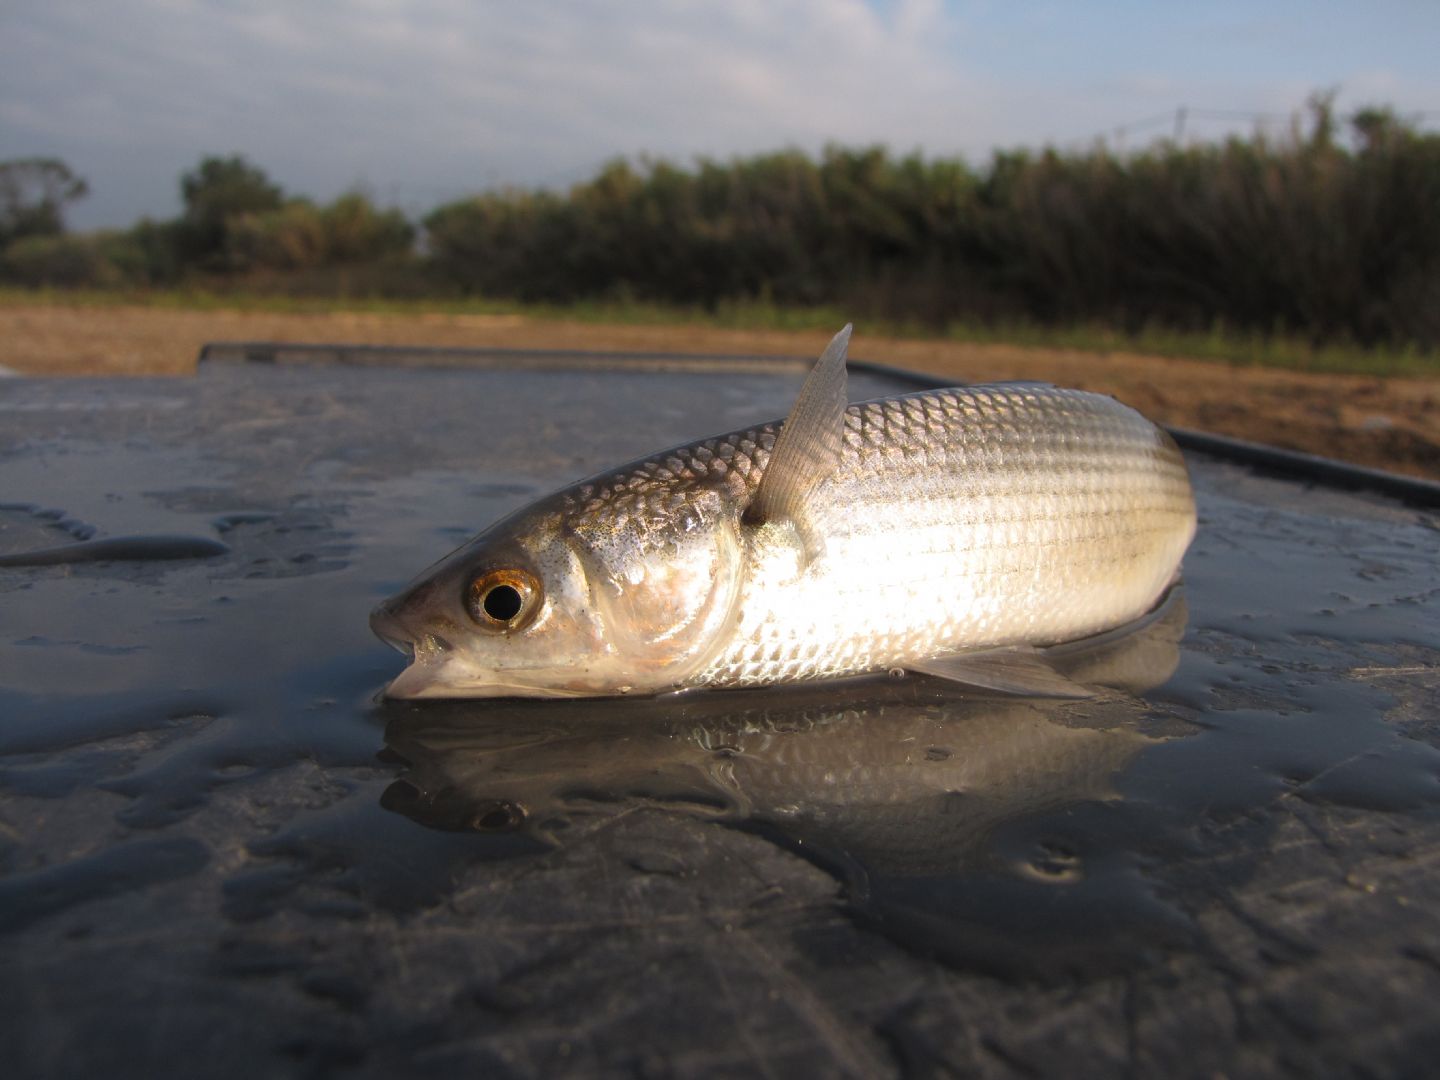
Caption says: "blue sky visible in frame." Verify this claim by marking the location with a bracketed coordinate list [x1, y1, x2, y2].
[2, 1, 1437, 230]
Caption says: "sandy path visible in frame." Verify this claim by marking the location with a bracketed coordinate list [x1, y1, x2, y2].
[3, 302, 1437, 481]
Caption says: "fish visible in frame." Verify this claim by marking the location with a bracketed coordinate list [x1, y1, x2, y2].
[371, 325, 1196, 699]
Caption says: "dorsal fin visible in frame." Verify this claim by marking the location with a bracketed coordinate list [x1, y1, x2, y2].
[744, 324, 851, 548]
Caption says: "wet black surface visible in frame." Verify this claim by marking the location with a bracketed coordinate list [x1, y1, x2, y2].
[2, 358, 1439, 1078]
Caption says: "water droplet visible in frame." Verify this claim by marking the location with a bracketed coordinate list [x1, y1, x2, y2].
[469, 802, 524, 831]
[1022, 840, 1085, 884]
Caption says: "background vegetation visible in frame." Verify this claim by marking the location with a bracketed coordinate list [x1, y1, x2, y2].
[3, 98, 1438, 356]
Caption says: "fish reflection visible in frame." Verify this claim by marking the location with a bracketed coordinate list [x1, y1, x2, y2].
[381, 592, 1188, 976]
[382, 590, 1184, 851]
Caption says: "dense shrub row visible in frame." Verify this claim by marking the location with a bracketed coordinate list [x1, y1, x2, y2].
[4, 101, 1438, 347]
[424, 104, 1440, 346]
[0, 156, 415, 290]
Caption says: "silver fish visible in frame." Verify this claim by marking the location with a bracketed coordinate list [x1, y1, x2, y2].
[371, 326, 1196, 699]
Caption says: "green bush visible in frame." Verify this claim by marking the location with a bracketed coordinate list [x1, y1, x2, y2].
[200, 190, 415, 275]
[0, 232, 126, 288]
[228, 200, 328, 270]
[109, 219, 185, 285]
[177, 155, 285, 270]
[421, 103, 1440, 348]
[320, 193, 414, 263]
[10, 104, 1437, 352]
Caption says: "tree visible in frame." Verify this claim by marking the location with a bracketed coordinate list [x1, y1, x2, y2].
[0, 158, 89, 248]
[320, 192, 414, 262]
[177, 154, 284, 268]
[1352, 106, 1404, 153]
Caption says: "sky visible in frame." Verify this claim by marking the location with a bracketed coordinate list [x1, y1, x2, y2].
[2, 0, 1438, 230]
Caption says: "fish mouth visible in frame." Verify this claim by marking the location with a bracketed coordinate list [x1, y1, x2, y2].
[370, 600, 416, 650]
[369, 608, 556, 700]
[370, 602, 459, 699]
[383, 657, 593, 700]
[377, 635, 456, 699]
[384, 653, 453, 699]
[368, 602, 608, 701]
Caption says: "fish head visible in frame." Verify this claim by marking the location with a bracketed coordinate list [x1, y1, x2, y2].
[371, 486, 746, 699]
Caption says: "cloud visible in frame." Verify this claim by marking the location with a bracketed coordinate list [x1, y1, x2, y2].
[0, 2, 966, 222]
[1, 0, 1436, 229]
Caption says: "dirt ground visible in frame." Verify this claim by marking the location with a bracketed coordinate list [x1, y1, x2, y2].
[3, 302, 1438, 482]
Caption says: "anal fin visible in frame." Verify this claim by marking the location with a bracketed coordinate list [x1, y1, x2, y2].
[907, 647, 1098, 699]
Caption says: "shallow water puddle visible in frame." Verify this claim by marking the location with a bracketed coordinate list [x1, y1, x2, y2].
[3, 418, 1435, 981]
[3, 364, 1439, 1075]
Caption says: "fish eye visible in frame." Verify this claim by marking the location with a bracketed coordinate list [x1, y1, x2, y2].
[484, 585, 523, 621]
[466, 569, 540, 630]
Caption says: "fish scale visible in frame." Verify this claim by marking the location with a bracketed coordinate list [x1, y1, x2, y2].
[372, 326, 1197, 700]
[688, 384, 1194, 688]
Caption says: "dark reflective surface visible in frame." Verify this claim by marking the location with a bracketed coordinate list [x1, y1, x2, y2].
[380, 593, 1191, 977]
[2, 362, 1439, 1077]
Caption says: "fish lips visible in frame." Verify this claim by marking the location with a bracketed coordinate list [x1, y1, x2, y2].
[383, 655, 455, 699]
[382, 655, 596, 701]
[376, 639, 495, 700]
[370, 602, 455, 699]
[370, 605, 588, 700]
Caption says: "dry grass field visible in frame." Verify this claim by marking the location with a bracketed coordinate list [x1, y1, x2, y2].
[3, 300, 1438, 481]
